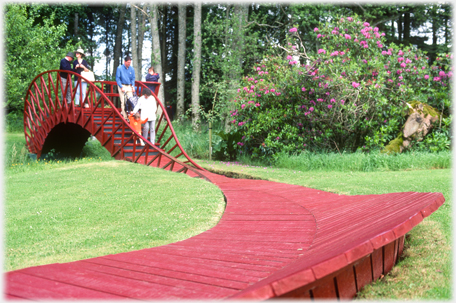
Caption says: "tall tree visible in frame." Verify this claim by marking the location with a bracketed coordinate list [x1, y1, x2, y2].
[137, 4, 147, 78]
[191, 3, 202, 130]
[112, 4, 126, 78]
[130, 3, 139, 80]
[150, 3, 165, 107]
[176, 3, 186, 119]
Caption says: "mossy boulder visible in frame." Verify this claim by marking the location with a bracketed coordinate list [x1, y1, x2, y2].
[383, 101, 441, 153]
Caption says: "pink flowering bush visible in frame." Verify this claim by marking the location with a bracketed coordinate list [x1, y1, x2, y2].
[230, 15, 452, 160]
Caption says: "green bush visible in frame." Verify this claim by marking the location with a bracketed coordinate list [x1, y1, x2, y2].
[230, 14, 452, 161]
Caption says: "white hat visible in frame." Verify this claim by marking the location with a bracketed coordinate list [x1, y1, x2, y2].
[75, 48, 85, 56]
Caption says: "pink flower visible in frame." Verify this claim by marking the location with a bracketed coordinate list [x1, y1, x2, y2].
[398, 50, 404, 56]
[237, 88, 240, 92]
[270, 88, 275, 92]
[330, 98, 335, 103]
[347, 17, 353, 22]
[289, 27, 298, 32]
[328, 105, 332, 109]
[439, 71, 446, 77]
[318, 49, 326, 54]
[352, 82, 360, 88]
[256, 67, 261, 71]
[255, 103, 260, 107]
[287, 55, 292, 60]
[397, 57, 404, 62]
[363, 22, 370, 27]
[345, 34, 351, 40]
[314, 27, 319, 32]
[276, 137, 280, 140]
[317, 34, 322, 38]
[434, 77, 441, 81]
[309, 107, 314, 112]
[400, 63, 406, 68]
[237, 142, 244, 146]
[241, 104, 245, 109]
[301, 87, 306, 92]
[424, 75, 429, 79]
[340, 99, 345, 104]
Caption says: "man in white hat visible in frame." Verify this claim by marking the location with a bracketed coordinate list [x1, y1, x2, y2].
[59, 51, 74, 103]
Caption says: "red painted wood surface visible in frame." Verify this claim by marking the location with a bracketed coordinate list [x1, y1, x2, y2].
[5, 171, 444, 300]
[7, 70, 446, 300]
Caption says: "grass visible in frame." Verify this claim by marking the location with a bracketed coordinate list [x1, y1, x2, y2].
[4, 130, 452, 300]
[197, 159, 452, 300]
[5, 133, 225, 271]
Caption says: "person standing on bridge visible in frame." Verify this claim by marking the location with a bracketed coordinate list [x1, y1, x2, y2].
[116, 56, 136, 119]
[59, 52, 74, 103]
[145, 66, 160, 94]
[132, 88, 157, 145]
[73, 48, 90, 107]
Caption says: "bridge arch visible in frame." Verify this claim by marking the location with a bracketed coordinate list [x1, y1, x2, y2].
[23, 70, 205, 178]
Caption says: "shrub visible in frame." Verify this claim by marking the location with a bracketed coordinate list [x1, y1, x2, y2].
[230, 15, 452, 161]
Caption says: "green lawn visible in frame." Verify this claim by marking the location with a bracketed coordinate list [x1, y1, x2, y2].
[4, 132, 452, 300]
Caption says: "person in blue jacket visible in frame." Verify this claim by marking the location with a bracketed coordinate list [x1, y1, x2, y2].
[145, 66, 160, 94]
[116, 56, 136, 119]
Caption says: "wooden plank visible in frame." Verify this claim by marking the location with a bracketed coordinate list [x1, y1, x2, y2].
[371, 248, 383, 281]
[354, 255, 373, 291]
[311, 276, 337, 299]
[335, 266, 357, 299]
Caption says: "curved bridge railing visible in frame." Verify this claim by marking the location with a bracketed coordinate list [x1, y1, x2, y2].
[23, 70, 206, 178]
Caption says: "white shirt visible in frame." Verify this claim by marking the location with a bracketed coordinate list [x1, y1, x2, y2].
[132, 95, 157, 121]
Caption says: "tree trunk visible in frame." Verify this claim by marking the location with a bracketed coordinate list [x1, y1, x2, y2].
[112, 4, 126, 78]
[403, 12, 410, 43]
[224, 4, 248, 132]
[74, 12, 78, 37]
[87, 10, 95, 68]
[176, 3, 186, 120]
[130, 4, 138, 80]
[150, 3, 165, 108]
[191, 3, 202, 131]
[137, 4, 146, 79]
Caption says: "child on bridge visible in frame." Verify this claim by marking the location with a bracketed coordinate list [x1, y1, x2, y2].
[128, 111, 148, 146]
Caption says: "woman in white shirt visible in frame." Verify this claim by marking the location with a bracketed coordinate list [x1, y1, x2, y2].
[132, 88, 157, 145]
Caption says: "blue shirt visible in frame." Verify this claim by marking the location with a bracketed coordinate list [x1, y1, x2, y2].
[116, 64, 135, 88]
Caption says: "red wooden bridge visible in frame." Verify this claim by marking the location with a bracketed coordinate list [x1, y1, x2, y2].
[5, 71, 445, 300]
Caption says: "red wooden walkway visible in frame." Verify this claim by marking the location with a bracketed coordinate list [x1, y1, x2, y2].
[7, 70, 445, 300]
[5, 170, 444, 300]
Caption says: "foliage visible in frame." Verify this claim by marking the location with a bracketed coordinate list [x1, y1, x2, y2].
[230, 14, 452, 161]
[5, 4, 75, 115]
[212, 130, 243, 161]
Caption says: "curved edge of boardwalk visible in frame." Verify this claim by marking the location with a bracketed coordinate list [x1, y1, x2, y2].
[5, 169, 445, 300]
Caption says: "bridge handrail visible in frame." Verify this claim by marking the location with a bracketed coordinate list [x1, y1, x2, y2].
[23, 70, 206, 177]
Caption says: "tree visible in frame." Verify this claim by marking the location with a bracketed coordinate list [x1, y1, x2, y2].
[137, 4, 147, 78]
[130, 3, 138, 79]
[112, 4, 127, 78]
[176, 3, 186, 119]
[5, 4, 73, 116]
[191, 3, 202, 130]
[149, 4, 165, 107]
